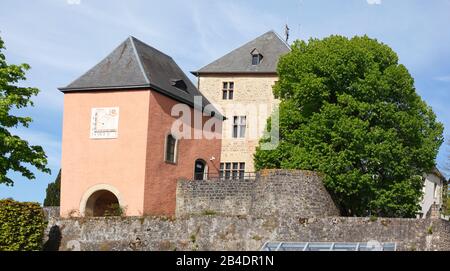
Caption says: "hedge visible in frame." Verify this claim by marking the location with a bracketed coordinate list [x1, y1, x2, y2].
[0, 199, 47, 251]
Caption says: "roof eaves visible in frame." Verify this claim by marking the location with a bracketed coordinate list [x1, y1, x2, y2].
[191, 71, 278, 76]
[148, 83, 225, 120]
[58, 84, 151, 93]
[432, 167, 447, 182]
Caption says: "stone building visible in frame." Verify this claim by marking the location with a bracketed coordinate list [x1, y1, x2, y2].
[419, 167, 447, 218]
[192, 31, 290, 173]
[59, 36, 222, 217]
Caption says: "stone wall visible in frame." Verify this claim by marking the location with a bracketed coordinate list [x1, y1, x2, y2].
[43, 207, 60, 220]
[176, 170, 340, 218]
[43, 214, 450, 251]
[176, 178, 255, 217]
[42, 169, 450, 251]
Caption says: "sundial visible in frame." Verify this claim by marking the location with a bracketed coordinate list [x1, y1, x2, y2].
[90, 107, 119, 139]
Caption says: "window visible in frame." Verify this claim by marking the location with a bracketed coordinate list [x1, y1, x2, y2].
[252, 54, 262, 65]
[434, 183, 438, 199]
[220, 162, 245, 180]
[239, 162, 245, 179]
[194, 159, 207, 180]
[165, 134, 177, 163]
[251, 49, 263, 65]
[225, 163, 231, 179]
[232, 116, 246, 138]
[232, 163, 239, 179]
[171, 79, 187, 92]
[222, 82, 234, 100]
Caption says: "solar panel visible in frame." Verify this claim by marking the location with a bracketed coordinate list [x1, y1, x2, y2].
[261, 242, 397, 251]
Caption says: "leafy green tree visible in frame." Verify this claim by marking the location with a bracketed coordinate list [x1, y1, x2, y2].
[0, 35, 50, 186]
[43, 170, 60, 207]
[255, 35, 444, 218]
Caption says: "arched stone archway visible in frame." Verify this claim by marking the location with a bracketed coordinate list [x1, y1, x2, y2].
[84, 190, 120, 217]
[79, 184, 124, 217]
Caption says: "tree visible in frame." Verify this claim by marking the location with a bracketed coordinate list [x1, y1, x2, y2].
[43, 170, 60, 207]
[0, 35, 50, 186]
[255, 35, 444, 218]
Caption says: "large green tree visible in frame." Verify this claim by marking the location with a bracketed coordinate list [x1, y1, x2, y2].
[255, 35, 444, 218]
[0, 36, 50, 186]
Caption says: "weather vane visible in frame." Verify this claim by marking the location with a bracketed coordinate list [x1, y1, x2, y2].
[285, 24, 290, 44]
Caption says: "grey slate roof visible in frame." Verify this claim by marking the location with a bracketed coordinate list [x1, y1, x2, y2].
[59, 37, 218, 114]
[192, 30, 290, 75]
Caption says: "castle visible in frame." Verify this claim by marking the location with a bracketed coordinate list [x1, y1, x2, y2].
[58, 30, 444, 219]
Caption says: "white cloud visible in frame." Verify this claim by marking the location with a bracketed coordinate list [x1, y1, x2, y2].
[367, 0, 382, 5]
[435, 76, 450, 82]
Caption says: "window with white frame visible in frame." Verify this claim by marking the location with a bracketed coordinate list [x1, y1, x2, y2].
[251, 49, 263, 65]
[222, 82, 234, 100]
[252, 54, 262, 65]
[232, 116, 246, 138]
[220, 162, 245, 180]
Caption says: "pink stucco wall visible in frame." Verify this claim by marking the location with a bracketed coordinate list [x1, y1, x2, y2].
[60, 90, 150, 217]
[60, 88, 222, 217]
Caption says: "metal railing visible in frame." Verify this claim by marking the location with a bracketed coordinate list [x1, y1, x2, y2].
[194, 172, 258, 181]
[261, 241, 397, 251]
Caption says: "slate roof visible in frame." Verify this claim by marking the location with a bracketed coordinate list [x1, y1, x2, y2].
[431, 167, 447, 182]
[59, 36, 218, 115]
[192, 30, 290, 75]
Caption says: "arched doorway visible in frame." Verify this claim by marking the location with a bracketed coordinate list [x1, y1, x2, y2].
[194, 159, 207, 180]
[84, 190, 120, 217]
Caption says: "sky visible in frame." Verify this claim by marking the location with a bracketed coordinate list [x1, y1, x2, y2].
[0, 0, 449, 203]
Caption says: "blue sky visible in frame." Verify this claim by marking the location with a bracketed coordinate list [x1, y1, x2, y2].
[0, 0, 449, 203]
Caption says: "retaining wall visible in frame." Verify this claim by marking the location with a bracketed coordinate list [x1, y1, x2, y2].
[176, 170, 340, 218]
[44, 212, 450, 251]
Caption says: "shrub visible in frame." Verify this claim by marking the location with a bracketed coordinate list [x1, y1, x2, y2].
[0, 199, 47, 251]
[103, 203, 124, 217]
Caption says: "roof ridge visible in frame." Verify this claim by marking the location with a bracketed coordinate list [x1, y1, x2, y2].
[129, 36, 197, 91]
[194, 32, 266, 72]
[270, 30, 291, 51]
[60, 37, 147, 90]
[129, 36, 151, 84]
[130, 36, 174, 60]
[192, 30, 291, 75]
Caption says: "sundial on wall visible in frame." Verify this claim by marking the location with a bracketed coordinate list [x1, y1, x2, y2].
[90, 107, 119, 139]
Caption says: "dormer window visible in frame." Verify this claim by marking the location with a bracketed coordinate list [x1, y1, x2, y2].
[251, 49, 263, 65]
[171, 79, 187, 92]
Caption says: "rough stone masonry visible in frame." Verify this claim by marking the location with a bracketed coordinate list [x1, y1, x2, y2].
[43, 170, 450, 251]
